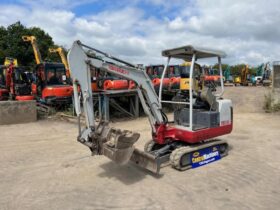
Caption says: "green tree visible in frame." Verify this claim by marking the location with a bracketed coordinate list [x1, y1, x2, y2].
[231, 64, 246, 76]
[211, 63, 230, 75]
[0, 26, 8, 64]
[0, 21, 61, 66]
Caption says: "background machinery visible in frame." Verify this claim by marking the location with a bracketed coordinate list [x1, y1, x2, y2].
[68, 41, 233, 174]
[48, 47, 132, 91]
[0, 65, 9, 101]
[168, 65, 180, 90]
[251, 63, 264, 86]
[223, 66, 234, 86]
[1, 57, 34, 101]
[179, 61, 205, 93]
[48, 47, 70, 78]
[204, 67, 223, 85]
[233, 75, 241, 86]
[22, 35, 73, 105]
[262, 62, 272, 86]
[240, 65, 251, 86]
[5, 62, 34, 101]
[146, 65, 170, 92]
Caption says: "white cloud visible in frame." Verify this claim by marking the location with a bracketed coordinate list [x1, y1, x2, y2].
[0, 0, 280, 66]
[20, 0, 97, 9]
[168, 17, 186, 31]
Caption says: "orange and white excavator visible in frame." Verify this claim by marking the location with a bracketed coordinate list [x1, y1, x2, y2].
[68, 41, 233, 174]
[22, 36, 73, 105]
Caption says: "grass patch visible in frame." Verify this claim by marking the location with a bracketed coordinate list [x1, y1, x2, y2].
[264, 93, 280, 112]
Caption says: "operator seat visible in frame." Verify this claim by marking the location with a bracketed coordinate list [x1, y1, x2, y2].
[200, 87, 218, 111]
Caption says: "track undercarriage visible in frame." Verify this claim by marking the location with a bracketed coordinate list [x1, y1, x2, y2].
[78, 122, 229, 174]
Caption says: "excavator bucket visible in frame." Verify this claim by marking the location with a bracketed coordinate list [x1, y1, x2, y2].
[96, 125, 140, 165]
[92, 123, 162, 173]
[103, 130, 140, 165]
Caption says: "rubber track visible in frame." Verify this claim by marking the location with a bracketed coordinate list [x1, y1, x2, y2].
[170, 139, 228, 171]
[170, 146, 192, 171]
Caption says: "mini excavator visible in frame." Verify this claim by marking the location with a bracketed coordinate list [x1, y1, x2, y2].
[22, 36, 73, 105]
[68, 41, 233, 174]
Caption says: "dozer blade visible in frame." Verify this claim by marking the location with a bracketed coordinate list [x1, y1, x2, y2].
[130, 148, 162, 174]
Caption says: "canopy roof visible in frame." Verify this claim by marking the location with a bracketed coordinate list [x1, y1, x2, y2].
[162, 45, 226, 61]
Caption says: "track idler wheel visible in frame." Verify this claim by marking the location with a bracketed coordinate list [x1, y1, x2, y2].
[170, 147, 192, 171]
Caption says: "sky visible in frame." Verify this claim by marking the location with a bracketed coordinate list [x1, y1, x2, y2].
[0, 0, 280, 66]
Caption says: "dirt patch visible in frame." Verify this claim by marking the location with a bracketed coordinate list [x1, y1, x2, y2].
[223, 86, 270, 113]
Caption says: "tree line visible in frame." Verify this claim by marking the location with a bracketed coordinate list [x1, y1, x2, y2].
[0, 21, 62, 67]
[0, 22, 263, 76]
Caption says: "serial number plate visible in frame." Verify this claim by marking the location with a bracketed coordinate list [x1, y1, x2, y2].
[191, 146, 221, 168]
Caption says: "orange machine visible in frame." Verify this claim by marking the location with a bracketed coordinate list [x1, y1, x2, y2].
[23, 36, 73, 105]
[32, 63, 73, 104]
[5, 63, 34, 101]
[203, 67, 222, 84]
[146, 65, 170, 91]
[90, 66, 134, 91]
[168, 65, 180, 89]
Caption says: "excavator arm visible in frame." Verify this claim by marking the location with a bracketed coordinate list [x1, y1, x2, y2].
[68, 41, 165, 172]
[68, 41, 164, 131]
[49, 47, 70, 76]
[22, 36, 42, 65]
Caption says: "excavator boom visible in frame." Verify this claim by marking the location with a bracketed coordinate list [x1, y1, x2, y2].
[22, 36, 42, 64]
[49, 47, 70, 71]
[68, 41, 164, 131]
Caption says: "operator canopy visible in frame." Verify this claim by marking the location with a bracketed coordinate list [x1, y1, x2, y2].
[162, 45, 226, 61]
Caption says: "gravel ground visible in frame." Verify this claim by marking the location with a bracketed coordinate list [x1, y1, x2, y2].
[0, 86, 279, 210]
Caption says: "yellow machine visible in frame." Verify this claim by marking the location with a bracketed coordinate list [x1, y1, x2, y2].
[49, 47, 69, 70]
[179, 61, 203, 92]
[49, 47, 70, 77]
[4, 57, 18, 67]
[241, 65, 249, 86]
[234, 76, 241, 86]
[22, 36, 42, 64]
